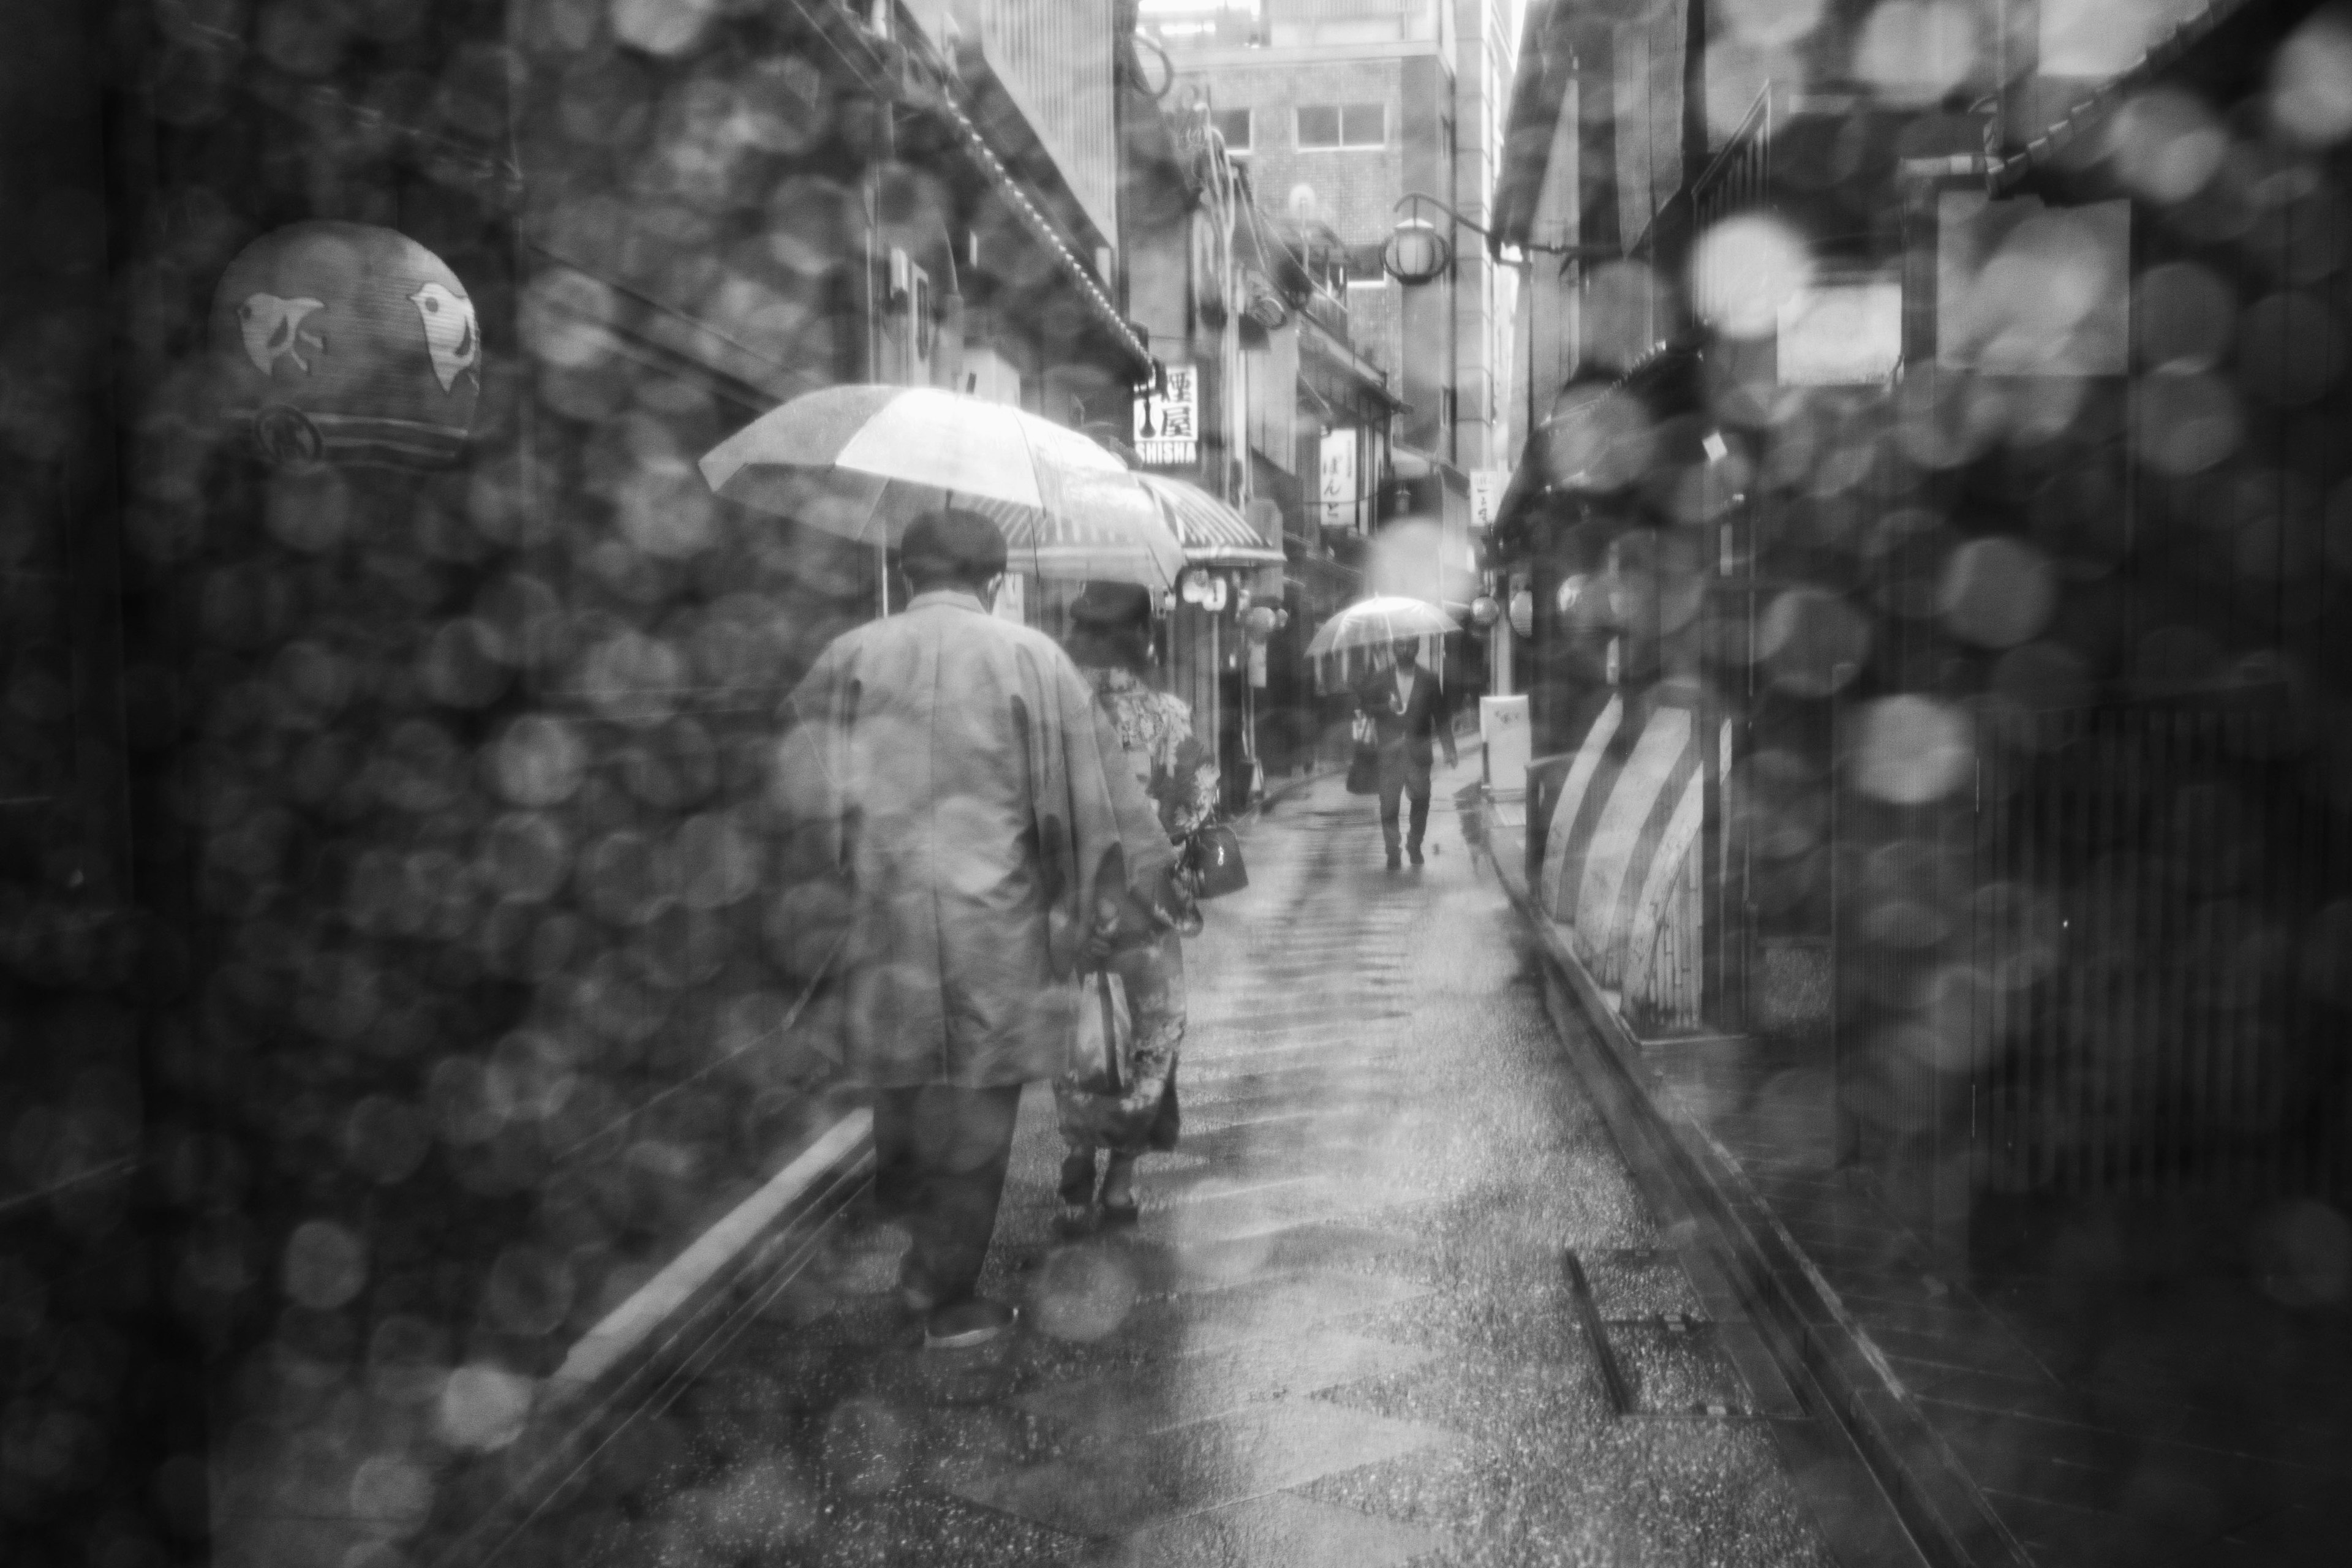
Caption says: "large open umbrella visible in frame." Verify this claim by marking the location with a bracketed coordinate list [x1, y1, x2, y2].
[1305, 595, 1461, 657]
[698, 385, 1185, 590]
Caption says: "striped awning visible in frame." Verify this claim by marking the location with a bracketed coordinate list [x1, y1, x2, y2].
[1134, 474, 1286, 567]
[961, 481, 1187, 590]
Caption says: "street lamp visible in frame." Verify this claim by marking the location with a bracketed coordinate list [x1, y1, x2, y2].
[1381, 189, 1625, 461]
[1381, 191, 1624, 272]
[1382, 197, 1452, 285]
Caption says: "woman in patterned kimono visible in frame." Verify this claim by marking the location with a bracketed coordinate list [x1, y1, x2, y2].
[1054, 582, 1216, 1231]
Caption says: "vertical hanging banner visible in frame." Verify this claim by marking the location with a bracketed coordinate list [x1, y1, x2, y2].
[1319, 427, 1358, 531]
[1468, 469, 1510, 530]
[1134, 363, 1198, 465]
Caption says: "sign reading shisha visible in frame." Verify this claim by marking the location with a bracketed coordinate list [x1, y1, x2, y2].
[1134, 362, 1198, 466]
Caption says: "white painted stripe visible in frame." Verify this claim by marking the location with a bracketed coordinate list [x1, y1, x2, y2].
[1541, 694, 1624, 919]
[552, 1112, 870, 1392]
[1624, 768, 1707, 1006]
[1574, 706, 1691, 982]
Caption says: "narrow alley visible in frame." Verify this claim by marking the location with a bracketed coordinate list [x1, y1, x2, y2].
[541, 766, 1858, 1567]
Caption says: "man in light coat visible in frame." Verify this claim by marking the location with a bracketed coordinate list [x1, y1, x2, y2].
[773, 509, 1172, 1349]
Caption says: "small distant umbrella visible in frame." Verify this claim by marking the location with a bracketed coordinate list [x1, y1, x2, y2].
[1305, 595, 1461, 657]
[699, 385, 1185, 589]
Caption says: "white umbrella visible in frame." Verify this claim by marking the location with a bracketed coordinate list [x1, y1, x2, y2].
[698, 385, 1185, 590]
[1305, 595, 1461, 657]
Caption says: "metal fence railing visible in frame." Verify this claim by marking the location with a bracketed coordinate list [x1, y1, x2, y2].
[1972, 699, 2348, 1199]
[1626, 835, 1704, 1032]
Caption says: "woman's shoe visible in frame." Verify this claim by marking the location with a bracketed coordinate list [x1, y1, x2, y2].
[1095, 1198, 1140, 1231]
[1052, 1205, 1096, 1240]
[1057, 1150, 1097, 1207]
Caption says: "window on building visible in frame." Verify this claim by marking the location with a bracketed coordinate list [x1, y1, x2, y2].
[1213, 108, 1251, 153]
[1296, 103, 1384, 149]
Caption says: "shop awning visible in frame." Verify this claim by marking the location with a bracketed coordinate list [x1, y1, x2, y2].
[1136, 475, 1286, 567]
[1988, 0, 2254, 197]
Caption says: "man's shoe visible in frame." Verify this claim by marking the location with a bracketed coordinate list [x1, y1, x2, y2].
[923, 1299, 1017, 1351]
[1408, 845, 1424, 866]
[1386, 849, 1402, 871]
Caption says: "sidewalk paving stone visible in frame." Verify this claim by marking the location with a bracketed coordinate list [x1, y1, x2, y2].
[558, 767, 1850, 1566]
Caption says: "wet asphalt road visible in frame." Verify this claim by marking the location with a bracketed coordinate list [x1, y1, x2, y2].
[557, 760, 1842, 1566]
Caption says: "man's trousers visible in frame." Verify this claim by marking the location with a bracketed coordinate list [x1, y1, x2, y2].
[1376, 745, 1434, 856]
[870, 1082, 1024, 1306]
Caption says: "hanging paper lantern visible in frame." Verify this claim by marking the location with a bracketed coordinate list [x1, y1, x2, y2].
[1509, 589, 1534, 639]
[212, 221, 482, 469]
[1469, 594, 1501, 628]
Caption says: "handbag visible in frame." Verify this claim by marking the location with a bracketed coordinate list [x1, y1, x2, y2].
[1061, 967, 1160, 1146]
[1184, 822, 1248, 899]
[1344, 711, 1380, 796]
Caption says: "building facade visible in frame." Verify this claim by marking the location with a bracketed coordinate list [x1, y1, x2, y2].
[0, 4, 1172, 1565]
[1492, 0, 2352, 1268]
[1141, 0, 1515, 475]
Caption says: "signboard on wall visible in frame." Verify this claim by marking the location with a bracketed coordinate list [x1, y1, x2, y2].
[1319, 426, 1358, 530]
[1134, 362, 1198, 464]
[1778, 284, 1903, 385]
[1468, 469, 1510, 530]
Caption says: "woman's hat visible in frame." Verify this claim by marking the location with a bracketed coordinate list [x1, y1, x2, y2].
[1071, 580, 1155, 628]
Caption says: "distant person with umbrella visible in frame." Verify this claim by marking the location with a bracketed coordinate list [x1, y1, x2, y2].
[771, 510, 1174, 1351]
[1307, 597, 1461, 871]
[1354, 636, 1457, 870]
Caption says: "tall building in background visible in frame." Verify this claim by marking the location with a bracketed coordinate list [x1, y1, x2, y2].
[1142, 1, 1516, 475]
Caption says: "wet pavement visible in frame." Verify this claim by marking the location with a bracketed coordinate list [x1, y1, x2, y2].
[549, 761, 1845, 1566]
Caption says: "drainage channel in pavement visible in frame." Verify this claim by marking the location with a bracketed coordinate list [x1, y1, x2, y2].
[1563, 1248, 1806, 1424]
